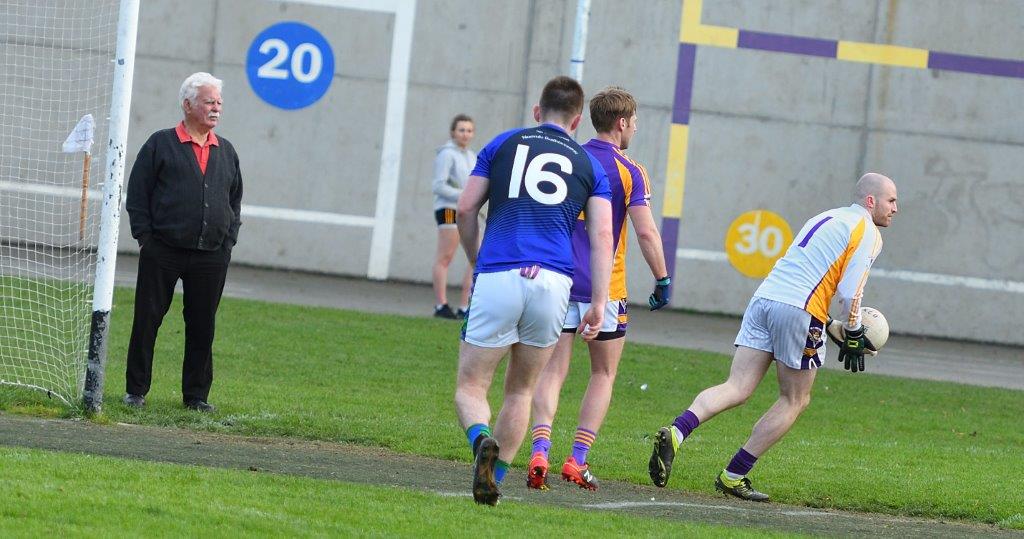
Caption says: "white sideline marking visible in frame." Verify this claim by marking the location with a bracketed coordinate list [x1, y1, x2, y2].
[677, 248, 1024, 294]
[584, 501, 847, 518]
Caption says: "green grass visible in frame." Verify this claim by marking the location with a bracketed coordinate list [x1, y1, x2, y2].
[1, 287, 1022, 529]
[0, 446, 784, 538]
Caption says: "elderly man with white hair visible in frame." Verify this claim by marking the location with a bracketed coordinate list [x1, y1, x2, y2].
[123, 72, 243, 413]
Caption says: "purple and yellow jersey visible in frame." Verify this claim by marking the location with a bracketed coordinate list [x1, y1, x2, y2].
[471, 124, 612, 278]
[754, 204, 883, 328]
[569, 138, 653, 302]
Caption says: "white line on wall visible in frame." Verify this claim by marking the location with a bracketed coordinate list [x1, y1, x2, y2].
[0, 181, 103, 200]
[677, 248, 1024, 294]
[367, 0, 416, 280]
[0, 181, 375, 228]
[241, 205, 375, 228]
[278, 0, 418, 280]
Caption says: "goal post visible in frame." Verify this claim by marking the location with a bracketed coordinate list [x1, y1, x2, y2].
[83, 0, 139, 413]
[0, 0, 138, 412]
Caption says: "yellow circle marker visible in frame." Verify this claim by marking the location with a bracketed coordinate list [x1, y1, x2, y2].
[724, 210, 793, 279]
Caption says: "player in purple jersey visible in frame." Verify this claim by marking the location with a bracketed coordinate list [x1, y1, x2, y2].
[526, 87, 671, 491]
[453, 76, 614, 506]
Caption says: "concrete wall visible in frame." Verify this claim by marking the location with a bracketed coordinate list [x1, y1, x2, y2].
[4, 1, 1021, 345]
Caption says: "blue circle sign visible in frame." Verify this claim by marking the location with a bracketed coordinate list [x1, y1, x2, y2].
[246, 22, 334, 110]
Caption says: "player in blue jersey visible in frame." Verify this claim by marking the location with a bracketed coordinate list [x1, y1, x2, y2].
[453, 76, 614, 505]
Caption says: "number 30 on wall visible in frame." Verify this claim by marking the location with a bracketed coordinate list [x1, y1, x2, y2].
[724, 210, 793, 279]
[246, 21, 334, 110]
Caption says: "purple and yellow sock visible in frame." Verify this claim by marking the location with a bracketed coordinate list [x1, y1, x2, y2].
[466, 423, 491, 455]
[531, 424, 552, 457]
[495, 459, 510, 484]
[571, 427, 597, 465]
[725, 447, 758, 478]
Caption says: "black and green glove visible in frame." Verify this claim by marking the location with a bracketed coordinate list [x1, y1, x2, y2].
[838, 326, 867, 373]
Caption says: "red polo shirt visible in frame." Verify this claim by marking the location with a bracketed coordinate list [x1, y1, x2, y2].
[175, 121, 219, 174]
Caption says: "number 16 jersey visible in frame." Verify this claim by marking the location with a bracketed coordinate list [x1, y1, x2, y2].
[470, 123, 611, 278]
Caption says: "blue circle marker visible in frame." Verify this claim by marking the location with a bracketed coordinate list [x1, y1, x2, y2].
[246, 21, 334, 110]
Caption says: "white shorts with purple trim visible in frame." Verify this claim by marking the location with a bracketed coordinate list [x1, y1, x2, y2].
[734, 297, 826, 370]
[562, 299, 628, 334]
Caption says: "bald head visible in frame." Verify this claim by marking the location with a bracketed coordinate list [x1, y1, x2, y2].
[854, 173, 898, 227]
[855, 173, 892, 202]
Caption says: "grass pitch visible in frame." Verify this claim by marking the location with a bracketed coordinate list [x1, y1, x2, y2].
[0, 446, 782, 538]
[0, 288, 1021, 529]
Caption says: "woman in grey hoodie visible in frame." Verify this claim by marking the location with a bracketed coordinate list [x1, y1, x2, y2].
[431, 114, 477, 319]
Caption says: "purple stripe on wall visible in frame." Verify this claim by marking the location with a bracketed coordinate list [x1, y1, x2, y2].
[660, 217, 680, 287]
[738, 30, 837, 58]
[928, 51, 1024, 79]
[672, 44, 697, 125]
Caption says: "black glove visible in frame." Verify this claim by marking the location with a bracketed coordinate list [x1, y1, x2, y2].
[838, 325, 867, 373]
[648, 277, 671, 311]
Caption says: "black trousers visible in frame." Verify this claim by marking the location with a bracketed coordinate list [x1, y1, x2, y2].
[125, 238, 231, 402]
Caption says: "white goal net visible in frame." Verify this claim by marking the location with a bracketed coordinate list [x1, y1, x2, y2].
[0, 0, 121, 406]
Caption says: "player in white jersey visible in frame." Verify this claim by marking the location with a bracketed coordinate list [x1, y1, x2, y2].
[648, 173, 898, 502]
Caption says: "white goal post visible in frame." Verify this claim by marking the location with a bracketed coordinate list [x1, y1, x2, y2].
[0, 0, 138, 412]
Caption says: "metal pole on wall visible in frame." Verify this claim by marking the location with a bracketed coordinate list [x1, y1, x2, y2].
[569, 0, 591, 82]
[83, 0, 139, 414]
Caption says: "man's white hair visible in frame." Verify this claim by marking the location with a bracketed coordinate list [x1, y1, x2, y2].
[179, 72, 223, 108]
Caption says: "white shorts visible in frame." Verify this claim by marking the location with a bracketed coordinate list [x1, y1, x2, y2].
[462, 267, 572, 348]
[734, 297, 826, 370]
[562, 299, 628, 339]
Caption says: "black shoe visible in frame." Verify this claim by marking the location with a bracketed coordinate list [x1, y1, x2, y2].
[184, 399, 216, 413]
[434, 304, 458, 319]
[122, 393, 145, 408]
[456, 308, 469, 320]
[472, 436, 501, 506]
[715, 472, 770, 502]
[649, 426, 678, 487]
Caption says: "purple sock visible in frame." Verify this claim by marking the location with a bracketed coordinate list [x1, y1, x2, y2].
[571, 427, 596, 464]
[531, 424, 551, 457]
[725, 447, 758, 477]
[672, 410, 701, 439]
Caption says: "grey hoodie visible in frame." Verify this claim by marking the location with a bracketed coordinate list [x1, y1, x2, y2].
[431, 139, 476, 211]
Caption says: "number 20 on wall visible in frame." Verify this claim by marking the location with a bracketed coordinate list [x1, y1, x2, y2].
[246, 21, 334, 110]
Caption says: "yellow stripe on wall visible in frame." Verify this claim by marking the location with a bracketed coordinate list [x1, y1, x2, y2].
[679, 0, 704, 40]
[836, 41, 929, 68]
[685, 25, 739, 47]
[679, 0, 738, 47]
[662, 124, 689, 219]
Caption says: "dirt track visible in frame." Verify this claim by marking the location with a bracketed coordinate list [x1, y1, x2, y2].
[1, 413, 1016, 538]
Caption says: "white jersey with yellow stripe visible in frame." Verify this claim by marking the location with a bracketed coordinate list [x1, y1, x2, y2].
[754, 204, 883, 331]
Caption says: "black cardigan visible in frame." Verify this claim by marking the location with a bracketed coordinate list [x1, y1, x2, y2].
[126, 128, 243, 251]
